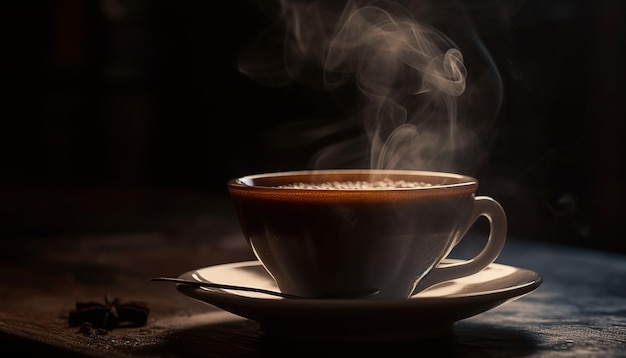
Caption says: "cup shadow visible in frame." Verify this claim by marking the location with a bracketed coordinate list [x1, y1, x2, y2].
[143, 320, 540, 357]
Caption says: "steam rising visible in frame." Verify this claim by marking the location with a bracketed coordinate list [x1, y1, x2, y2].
[239, 0, 501, 173]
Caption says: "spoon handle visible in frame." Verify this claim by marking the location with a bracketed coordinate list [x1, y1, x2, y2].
[150, 277, 301, 299]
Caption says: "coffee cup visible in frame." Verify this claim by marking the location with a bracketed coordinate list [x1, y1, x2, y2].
[227, 169, 507, 299]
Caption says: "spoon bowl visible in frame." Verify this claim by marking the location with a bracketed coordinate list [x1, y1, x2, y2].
[151, 277, 379, 299]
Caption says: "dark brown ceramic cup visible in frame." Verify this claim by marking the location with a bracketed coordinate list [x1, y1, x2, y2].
[227, 169, 507, 299]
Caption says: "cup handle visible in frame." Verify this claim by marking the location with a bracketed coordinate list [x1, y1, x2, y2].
[412, 196, 507, 294]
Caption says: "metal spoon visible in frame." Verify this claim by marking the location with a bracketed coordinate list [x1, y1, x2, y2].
[150, 277, 379, 299]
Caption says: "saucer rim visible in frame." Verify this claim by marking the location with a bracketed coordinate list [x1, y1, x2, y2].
[176, 259, 542, 304]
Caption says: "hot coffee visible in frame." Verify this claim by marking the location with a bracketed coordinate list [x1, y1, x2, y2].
[276, 178, 432, 189]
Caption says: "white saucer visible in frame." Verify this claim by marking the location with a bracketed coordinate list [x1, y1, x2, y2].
[175, 259, 542, 341]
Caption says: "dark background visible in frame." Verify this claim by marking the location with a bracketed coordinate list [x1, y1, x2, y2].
[2, 0, 625, 253]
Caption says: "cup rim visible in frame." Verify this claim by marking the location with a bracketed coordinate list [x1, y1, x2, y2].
[228, 169, 478, 192]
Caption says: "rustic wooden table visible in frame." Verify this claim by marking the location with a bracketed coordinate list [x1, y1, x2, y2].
[1, 194, 625, 357]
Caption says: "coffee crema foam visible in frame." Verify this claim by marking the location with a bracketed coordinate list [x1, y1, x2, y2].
[276, 178, 432, 190]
